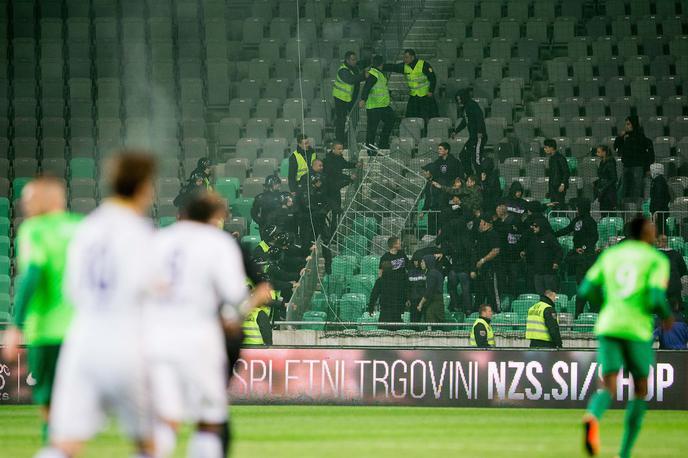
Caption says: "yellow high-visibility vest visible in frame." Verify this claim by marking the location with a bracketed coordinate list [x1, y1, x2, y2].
[366, 68, 391, 109]
[292, 150, 316, 182]
[403, 59, 430, 97]
[470, 317, 495, 347]
[525, 301, 554, 342]
[332, 64, 356, 102]
[242, 306, 270, 345]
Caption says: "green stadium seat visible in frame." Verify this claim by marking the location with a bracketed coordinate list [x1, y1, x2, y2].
[0, 256, 9, 277]
[249, 220, 260, 236]
[348, 274, 375, 298]
[331, 255, 357, 277]
[574, 312, 598, 332]
[0, 217, 9, 236]
[339, 293, 366, 321]
[642, 200, 651, 217]
[357, 312, 378, 330]
[0, 198, 9, 217]
[0, 236, 9, 257]
[0, 311, 11, 328]
[0, 275, 9, 295]
[231, 197, 254, 220]
[342, 234, 369, 257]
[566, 156, 577, 174]
[159, 216, 176, 228]
[301, 310, 326, 330]
[279, 158, 289, 178]
[517, 293, 540, 302]
[554, 295, 568, 313]
[510, 299, 532, 316]
[359, 255, 380, 276]
[598, 216, 623, 243]
[0, 293, 9, 314]
[467, 312, 479, 322]
[668, 236, 684, 253]
[70, 158, 96, 179]
[215, 177, 240, 203]
[310, 291, 328, 312]
[548, 216, 570, 232]
[240, 235, 260, 252]
[13, 178, 32, 199]
[352, 216, 378, 239]
[558, 235, 573, 256]
[322, 275, 346, 297]
[493, 312, 520, 330]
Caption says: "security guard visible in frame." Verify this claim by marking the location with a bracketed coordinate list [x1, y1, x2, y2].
[359, 54, 394, 152]
[332, 51, 365, 146]
[470, 304, 495, 348]
[383, 48, 438, 124]
[525, 290, 563, 348]
[251, 174, 282, 238]
[288, 134, 317, 193]
[242, 282, 280, 346]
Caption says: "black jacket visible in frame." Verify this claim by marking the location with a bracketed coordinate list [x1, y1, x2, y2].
[436, 216, 475, 272]
[494, 216, 525, 262]
[614, 132, 655, 170]
[473, 317, 492, 348]
[480, 158, 501, 214]
[407, 263, 427, 305]
[323, 152, 357, 203]
[523, 230, 563, 275]
[596, 158, 618, 195]
[383, 59, 437, 94]
[472, 226, 501, 273]
[428, 153, 463, 187]
[529, 295, 563, 348]
[555, 213, 598, 254]
[251, 190, 281, 227]
[422, 255, 444, 301]
[504, 181, 527, 218]
[297, 174, 329, 217]
[454, 99, 486, 141]
[650, 175, 671, 213]
[547, 151, 570, 194]
[659, 248, 688, 299]
[422, 176, 446, 212]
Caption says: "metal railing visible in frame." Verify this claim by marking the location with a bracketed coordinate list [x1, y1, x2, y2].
[380, 0, 426, 60]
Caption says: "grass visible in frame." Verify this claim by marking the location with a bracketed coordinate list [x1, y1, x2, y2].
[1, 406, 687, 457]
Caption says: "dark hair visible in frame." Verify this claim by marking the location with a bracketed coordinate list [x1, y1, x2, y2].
[344, 51, 356, 61]
[404, 49, 416, 57]
[466, 174, 477, 182]
[544, 138, 557, 149]
[597, 144, 612, 158]
[387, 236, 400, 249]
[182, 191, 227, 222]
[627, 217, 650, 240]
[625, 115, 644, 136]
[371, 54, 384, 67]
[438, 142, 450, 152]
[296, 134, 308, 143]
[108, 151, 157, 198]
[479, 304, 491, 315]
[331, 140, 344, 148]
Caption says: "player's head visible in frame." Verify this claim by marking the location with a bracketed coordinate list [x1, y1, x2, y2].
[106, 151, 157, 214]
[543, 290, 557, 302]
[180, 191, 227, 228]
[627, 217, 656, 244]
[21, 175, 67, 218]
[479, 304, 493, 319]
[403, 49, 416, 65]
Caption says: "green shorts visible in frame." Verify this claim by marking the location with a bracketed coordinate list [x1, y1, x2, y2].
[597, 336, 654, 380]
[27, 344, 61, 406]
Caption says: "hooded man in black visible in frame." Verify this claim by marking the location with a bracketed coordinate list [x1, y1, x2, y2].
[504, 181, 527, 219]
[369, 261, 407, 327]
[407, 252, 427, 324]
[417, 254, 445, 327]
[555, 198, 599, 317]
[657, 234, 688, 312]
[471, 216, 502, 312]
[615, 115, 654, 203]
[480, 157, 501, 215]
[323, 141, 360, 223]
[545, 138, 570, 209]
[452, 88, 487, 176]
[521, 220, 563, 295]
[437, 215, 475, 313]
[650, 163, 670, 235]
[494, 201, 525, 298]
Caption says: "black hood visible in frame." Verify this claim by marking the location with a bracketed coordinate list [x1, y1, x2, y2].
[422, 254, 438, 271]
[508, 180, 524, 198]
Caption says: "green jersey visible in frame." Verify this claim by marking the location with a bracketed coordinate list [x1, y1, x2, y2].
[579, 240, 670, 342]
[16, 212, 82, 345]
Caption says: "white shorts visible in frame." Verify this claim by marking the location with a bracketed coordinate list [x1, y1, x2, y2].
[49, 333, 153, 442]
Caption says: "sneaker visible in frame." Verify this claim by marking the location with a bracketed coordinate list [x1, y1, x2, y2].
[583, 415, 600, 456]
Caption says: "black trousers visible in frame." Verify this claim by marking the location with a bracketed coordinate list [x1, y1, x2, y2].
[366, 106, 394, 149]
[447, 271, 472, 313]
[460, 137, 486, 176]
[474, 270, 501, 312]
[405, 95, 438, 125]
[334, 98, 354, 146]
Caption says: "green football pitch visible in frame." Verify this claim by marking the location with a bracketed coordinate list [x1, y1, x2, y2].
[1, 405, 687, 457]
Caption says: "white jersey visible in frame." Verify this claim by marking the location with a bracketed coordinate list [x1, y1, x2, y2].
[50, 202, 156, 441]
[147, 221, 249, 424]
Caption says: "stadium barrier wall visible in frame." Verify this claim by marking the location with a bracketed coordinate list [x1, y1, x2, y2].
[0, 348, 684, 408]
[228, 348, 687, 410]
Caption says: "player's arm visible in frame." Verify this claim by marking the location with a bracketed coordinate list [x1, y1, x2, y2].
[649, 255, 672, 321]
